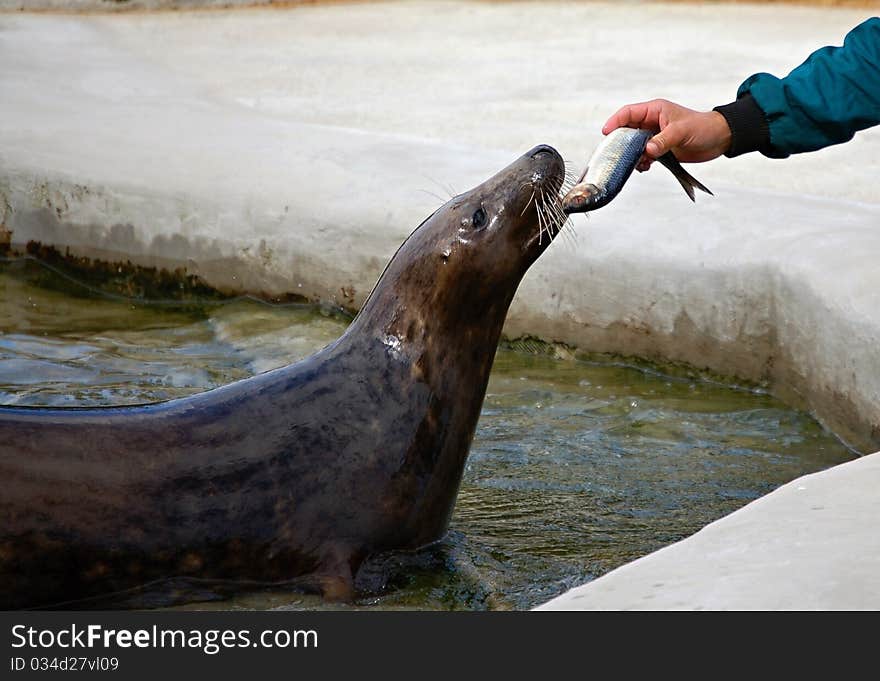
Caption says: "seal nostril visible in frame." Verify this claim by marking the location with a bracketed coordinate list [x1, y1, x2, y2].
[530, 145, 556, 159]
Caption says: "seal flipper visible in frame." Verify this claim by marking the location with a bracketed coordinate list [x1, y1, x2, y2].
[314, 570, 354, 602]
[307, 547, 362, 602]
[657, 152, 713, 202]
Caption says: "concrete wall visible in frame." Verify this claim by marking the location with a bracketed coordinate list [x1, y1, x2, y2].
[0, 0, 303, 11]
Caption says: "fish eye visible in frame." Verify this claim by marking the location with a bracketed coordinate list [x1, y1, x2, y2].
[472, 208, 487, 229]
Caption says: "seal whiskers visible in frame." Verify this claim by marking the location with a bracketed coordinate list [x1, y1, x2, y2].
[520, 188, 536, 217]
[535, 178, 576, 251]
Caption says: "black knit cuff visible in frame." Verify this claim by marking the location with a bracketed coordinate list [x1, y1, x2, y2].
[713, 93, 771, 158]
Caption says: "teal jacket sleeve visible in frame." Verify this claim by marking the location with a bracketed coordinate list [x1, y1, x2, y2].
[714, 17, 880, 158]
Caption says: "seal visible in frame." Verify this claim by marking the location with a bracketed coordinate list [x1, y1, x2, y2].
[0, 145, 566, 609]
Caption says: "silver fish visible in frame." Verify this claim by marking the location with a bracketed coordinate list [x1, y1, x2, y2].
[562, 127, 713, 213]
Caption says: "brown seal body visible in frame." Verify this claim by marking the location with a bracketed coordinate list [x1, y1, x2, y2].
[0, 145, 565, 609]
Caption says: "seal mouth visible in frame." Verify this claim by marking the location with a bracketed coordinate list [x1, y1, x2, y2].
[522, 145, 568, 249]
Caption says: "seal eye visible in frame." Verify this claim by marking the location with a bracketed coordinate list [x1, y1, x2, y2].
[472, 208, 487, 229]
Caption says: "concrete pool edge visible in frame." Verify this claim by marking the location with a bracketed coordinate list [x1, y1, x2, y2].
[536, 449, 880, 610]
[2, 5, 879, 610]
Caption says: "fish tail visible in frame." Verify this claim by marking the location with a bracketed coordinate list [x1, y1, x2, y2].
[657, 152, 713, 202]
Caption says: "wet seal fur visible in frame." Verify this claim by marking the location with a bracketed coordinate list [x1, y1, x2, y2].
[0, 145, 565, 609]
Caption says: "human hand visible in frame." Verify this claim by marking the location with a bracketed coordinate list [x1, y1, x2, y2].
[602, 99, 732, 171]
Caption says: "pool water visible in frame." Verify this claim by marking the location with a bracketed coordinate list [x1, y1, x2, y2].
[0, 257, 855, 610]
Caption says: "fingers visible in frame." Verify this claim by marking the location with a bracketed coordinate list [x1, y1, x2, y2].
[602, 100, 665, 135]
[645, 123, 685, 159]
[645, 137, 664, 158]
[603, 100, 728, 164]
[602, 102, 651, 134]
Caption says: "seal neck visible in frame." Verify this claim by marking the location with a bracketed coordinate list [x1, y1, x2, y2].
[343, 257, 519, 390]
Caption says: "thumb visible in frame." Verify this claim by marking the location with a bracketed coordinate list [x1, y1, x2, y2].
[645, 125, 681, 158]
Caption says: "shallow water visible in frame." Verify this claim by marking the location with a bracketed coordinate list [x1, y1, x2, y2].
[0, 257, 855, 610]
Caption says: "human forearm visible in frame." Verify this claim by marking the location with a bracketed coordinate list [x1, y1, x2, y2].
[733, 17, 880, 157]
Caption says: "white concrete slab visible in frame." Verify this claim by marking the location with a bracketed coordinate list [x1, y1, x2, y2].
[537, 450, 880, 610]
